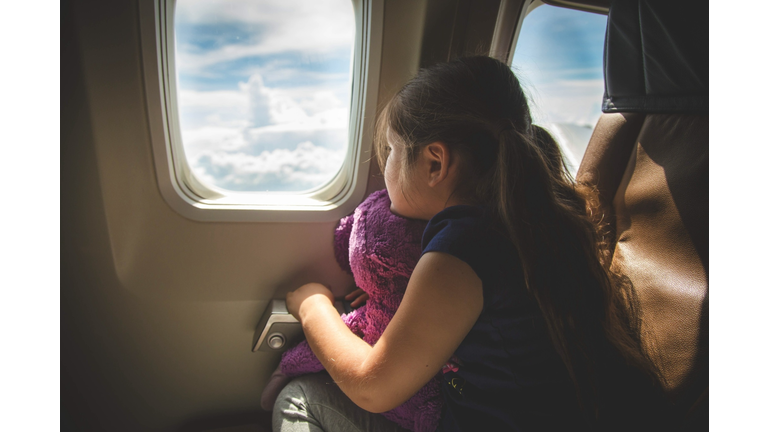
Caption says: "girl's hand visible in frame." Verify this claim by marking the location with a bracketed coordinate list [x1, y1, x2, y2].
[344, 288, 370, 308]
[290, 252, 483, 414]
[286, 283, 335, 322]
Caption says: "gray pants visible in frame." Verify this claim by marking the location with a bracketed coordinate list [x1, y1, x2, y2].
[272, 373, 410, 432]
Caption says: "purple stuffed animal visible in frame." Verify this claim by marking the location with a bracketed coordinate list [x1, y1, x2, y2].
[277, 189, 443, 432]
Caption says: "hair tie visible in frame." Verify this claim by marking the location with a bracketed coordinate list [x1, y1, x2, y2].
[493, 123, 516, 141]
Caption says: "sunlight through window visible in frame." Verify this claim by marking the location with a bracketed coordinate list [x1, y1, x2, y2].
[174, 0, 355, 192]
[511, 5, 607, 173]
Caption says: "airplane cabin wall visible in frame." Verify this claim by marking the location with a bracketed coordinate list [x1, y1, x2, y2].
[62, 0, 428, 430]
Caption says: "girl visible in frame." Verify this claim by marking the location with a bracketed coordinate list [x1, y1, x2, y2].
[273, 56, 669, 432]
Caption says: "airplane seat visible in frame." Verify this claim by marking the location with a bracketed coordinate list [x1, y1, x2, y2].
[575, 1, 708, 430]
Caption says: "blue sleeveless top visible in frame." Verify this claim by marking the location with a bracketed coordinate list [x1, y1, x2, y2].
[421, 205, 588, 432]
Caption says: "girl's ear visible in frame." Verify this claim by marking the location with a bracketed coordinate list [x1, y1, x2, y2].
[422, 142, 452, 187]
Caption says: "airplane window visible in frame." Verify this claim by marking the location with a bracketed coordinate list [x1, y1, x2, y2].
[174, 0, 355, 192]
[511, 5, 607, 174]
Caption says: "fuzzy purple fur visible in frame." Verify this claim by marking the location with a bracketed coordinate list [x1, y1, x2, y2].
[279, 189, 442, 432]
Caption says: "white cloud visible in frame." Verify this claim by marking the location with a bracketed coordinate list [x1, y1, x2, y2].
[175, 0, 355, 73]
[537, 122, 594, 175]
[242, 74, 278, 127]
[171, 0, 357, 191]
[177, 73, 350, 191]
[293, 90, 344, 116]
[525, 78, 604, 126]
[178, 72, 348, 130]
[228, 73, 345, 127]
[192, 141, 346, 191]
[527, 78, 604, 174]
[184, 73, 348, 130]
[178, 88, 248, 109]
[177, 89, 249, 129]
[180, 125, 248, 156]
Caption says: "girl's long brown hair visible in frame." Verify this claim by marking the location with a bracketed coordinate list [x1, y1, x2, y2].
[375, 57, 669, 429]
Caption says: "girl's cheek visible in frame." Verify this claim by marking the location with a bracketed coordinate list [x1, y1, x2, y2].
[383, 156, 397, 190]
[383, 164, 392, 191]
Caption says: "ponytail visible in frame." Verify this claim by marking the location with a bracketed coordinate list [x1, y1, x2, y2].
[493, 124, 664, 425]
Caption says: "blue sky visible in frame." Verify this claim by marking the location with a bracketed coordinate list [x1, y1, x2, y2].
[174, 1, 606, 192]
[514, 6, 605, 82]
[512, 5, 606, 127]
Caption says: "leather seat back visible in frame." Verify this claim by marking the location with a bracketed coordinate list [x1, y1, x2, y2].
[576, 1, 708, 428]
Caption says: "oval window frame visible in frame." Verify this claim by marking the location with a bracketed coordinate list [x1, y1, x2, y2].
[138, 0, 384, 222]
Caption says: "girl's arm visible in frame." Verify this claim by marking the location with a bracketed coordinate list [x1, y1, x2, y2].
[286, 251, 483, 413]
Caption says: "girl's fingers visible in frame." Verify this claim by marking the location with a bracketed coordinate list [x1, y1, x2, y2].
[350, 293, 369, 308]
[345, 288, 365, 300]
[344, 288, 369, 307]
